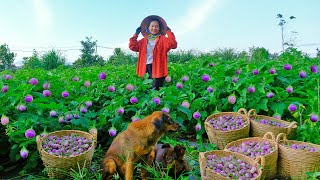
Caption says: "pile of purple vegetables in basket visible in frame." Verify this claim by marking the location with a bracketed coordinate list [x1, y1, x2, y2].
[251, 118, 287, 127]
[206, 154, 259, 179]
[42, 133, 94, 157]
[227, 141, 275, 158]
[283, 143, 319, 152]
[208, 115, 248, 131]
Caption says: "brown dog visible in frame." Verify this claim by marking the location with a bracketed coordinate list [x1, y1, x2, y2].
[149, 143, 191, 178]
[101, 111, 180, 180]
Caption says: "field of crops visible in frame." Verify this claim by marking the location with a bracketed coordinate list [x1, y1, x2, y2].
[0, 51, 319, 179]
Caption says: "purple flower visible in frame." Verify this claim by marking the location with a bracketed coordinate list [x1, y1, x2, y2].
[202, 74, 210, 82]
[74, 114, 80, 119]
[195, 123, 201, 131]
[42, 83, 50, 89]
[17, 105, 27, 112]
[84, 81, 90, 87]
[130, 97, 138, 104]
[232, 77, 238, 83]
[80, 106, 87, 113]
[20, 149, 28, 159]
[109, 128, 117, 137]
[193, 111, 201, 119]
[288, 104, 297, 112]
[209, 63, 215, 67]
[266, 92, 274, 98]
[235, 70, 241, 74]
[49, 110, 57, 117]
[117, 107, 124, 114]
[247, 86, 255, 93]
[310, 114, 318, 122]
[1, 115, 9, 126]
[98, 72, 106, 80]
[126, 84, 134, 91]
[72, 77, 79, 82]
[108, 86, 115, 92]
[181, 101, 190, 108]
[61, 91, 69, 98]
[131, 116, 140, 122]
[165, 76, 171, 82]
[65, 114, 73, 120]
[25, 95, 33, 103]
[207, 86, 213, 93]
[29, 78, 39, 85]
[273, 114, 281, 119]
[253, 69, 259, 75]
[284, 64, 292, 70]
[43, 90, 52, 97]
[153, 97, 161, 105]
[299, 71, 306, 78]
[85, 101, 92, 107]
[5, 74, 12, 80]
[182, 76, 189, 83]
[58, 117, 65, 123]
[286, 86, 293, 93]
[269, 68, 276, 74]
[310, 65, 318, 73]
[162, 107, 170, 113]
[228, 95, 236, 104]
[176, 82, 183, 89]
[1, 85, 8, 93]
[25, 129, 36, 138]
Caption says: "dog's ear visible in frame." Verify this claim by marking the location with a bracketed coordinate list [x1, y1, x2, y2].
[152, 116, 163, 132]
[161, 143, 171, 149]
[174, 144, 186, 157]
[161, 113, 170, 122]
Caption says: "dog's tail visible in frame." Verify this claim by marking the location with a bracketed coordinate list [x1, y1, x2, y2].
[101, 158, 117, 180]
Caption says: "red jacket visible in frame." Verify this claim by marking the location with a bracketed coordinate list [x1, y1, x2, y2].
[129, 31, 177, 78]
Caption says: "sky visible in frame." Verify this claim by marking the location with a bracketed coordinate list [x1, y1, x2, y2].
[1, 0, 320, 66]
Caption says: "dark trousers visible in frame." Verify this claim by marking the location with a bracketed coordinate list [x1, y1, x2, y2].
[146, 64, 165, 90]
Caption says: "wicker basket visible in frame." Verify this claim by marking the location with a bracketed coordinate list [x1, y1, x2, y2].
[276, 133, 320, 179]
[36, 129, 97, 179]
[199, 150, 265, 180]
[225, 132, 278, 180]
[204, 108, 250, 150]
[248, 109, 297, 139]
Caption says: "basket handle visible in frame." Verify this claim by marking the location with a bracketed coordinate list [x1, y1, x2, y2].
[262, 132, 275, 141]
[276, 133, 288, 143]
[198, 152, 206, 176]
[89, 128, 98, 140]
[237, 108, 248, 116]
[248, 109, 257, 118]
[255, 156, 265, 170]
[286, 121, 297, 135]
[36, 135, 42, 153]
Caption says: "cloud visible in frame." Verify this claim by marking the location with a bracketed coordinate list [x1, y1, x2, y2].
[32, 0, 52, 28]
[174, 0, 218, 35]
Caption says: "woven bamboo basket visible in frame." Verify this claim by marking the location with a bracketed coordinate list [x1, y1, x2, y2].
[248, 109, 297, 139]
[199, 150, 265, 180]
[36, 129, 97, 179]
[204, 108, 250, 150]
[276, 133, 320, 179]
[225, 132, 278, 180]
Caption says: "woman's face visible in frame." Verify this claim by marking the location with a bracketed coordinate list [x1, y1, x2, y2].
[148, 20, 160, 35]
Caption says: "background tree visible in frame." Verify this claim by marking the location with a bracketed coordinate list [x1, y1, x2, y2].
[0, 44, 15, 71]
[277, 14, 296, 52]
[41, 49, 66, 70]
[73, 37, 105, 67]
[107, 48, 136, 65]
[22, 50, 42, 69]
[249, 46, 270, 61]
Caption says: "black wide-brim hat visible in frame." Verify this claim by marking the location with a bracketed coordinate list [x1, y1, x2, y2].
[140, 15, 167, 37]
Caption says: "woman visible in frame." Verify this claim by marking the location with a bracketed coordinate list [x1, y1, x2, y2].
[129, 15, 177, 90]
